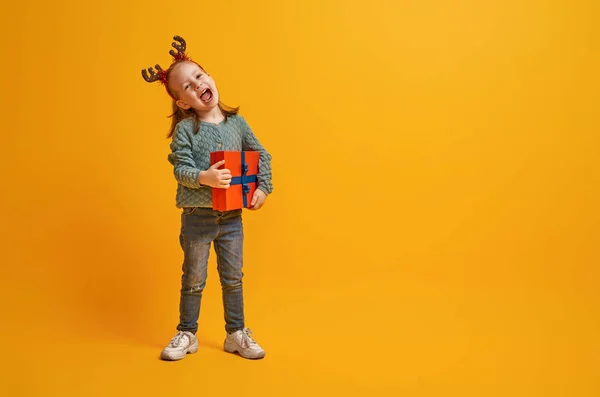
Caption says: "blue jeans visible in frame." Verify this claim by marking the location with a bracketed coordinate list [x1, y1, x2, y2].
[176, 207, 245, 334]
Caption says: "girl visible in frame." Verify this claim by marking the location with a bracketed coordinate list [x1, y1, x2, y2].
[142, 36, 273, 361]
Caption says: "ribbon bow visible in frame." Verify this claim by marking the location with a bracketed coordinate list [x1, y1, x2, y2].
[229, 152, 258, 207]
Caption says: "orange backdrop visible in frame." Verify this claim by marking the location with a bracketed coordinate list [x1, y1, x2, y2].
[1, 0, 598, 396]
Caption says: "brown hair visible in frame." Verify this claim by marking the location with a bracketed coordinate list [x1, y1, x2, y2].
[165, 60, 239, 139]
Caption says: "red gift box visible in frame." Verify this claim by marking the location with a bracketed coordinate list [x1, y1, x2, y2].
[210, 151, 260, 211]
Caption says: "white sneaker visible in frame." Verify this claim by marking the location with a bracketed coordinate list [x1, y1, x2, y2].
[161, 331, 198, 361]
[224, 328, 266, 359]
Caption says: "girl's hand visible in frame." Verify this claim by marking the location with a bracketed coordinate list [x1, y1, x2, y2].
[249, 189, 267, 210]
[199, 160, 232, 188]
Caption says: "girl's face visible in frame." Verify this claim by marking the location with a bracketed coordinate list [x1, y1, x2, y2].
[168, 61, 219, 112]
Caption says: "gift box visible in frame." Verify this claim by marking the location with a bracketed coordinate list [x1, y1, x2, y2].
[210, 151, 260, 211]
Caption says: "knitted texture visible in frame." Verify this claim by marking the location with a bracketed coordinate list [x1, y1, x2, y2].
[167, 114, 273, 208]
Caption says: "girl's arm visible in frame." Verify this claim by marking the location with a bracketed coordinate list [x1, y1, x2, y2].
[167, 121, 203, 189]
[240, 117, 273, 195]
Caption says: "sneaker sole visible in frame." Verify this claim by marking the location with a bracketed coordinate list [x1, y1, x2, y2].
[161, 340, 199, 361]
[223, 340, 266, 359]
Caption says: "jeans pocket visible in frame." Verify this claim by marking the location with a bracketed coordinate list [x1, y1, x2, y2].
[182, 207, 198, 215]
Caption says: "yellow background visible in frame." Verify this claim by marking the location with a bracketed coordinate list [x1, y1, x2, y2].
[1, 0, 598, 395]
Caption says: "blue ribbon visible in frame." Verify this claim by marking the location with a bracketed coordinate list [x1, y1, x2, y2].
[230, 152, 257, 207]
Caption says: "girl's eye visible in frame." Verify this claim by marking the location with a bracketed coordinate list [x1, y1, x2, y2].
[185, 84, 190, 90]
[196, 74, 202, 79]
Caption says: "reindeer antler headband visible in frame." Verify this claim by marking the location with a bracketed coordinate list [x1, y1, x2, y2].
[141, 35, 192, 100]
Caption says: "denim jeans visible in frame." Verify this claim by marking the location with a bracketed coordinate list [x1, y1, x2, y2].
[176, 207, 245, 334]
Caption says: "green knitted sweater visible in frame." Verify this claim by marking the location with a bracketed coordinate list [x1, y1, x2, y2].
[167, 114, 273, 208]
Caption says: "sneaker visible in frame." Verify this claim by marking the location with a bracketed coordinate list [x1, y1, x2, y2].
[160, 331, 198, 361]
[224, 328, 266, 359]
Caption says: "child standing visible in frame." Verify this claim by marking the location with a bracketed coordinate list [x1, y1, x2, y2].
[141, 36, 273, 361]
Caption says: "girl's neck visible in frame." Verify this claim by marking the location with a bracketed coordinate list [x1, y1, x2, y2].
[195, 106, 224, 124]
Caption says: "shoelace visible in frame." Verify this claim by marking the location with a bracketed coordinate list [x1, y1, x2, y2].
[169, 331, 189, 348]
[240, 328, 258, 349]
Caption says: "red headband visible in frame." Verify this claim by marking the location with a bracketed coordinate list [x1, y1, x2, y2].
[141, 35, 192, 100]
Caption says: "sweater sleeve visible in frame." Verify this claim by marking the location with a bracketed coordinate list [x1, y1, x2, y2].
[167, 121, 203, 189]
[240, 116, 273, 195]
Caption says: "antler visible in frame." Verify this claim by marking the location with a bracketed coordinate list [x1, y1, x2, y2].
[169, 35, 187, 59]
[141, 64, 166, 83]
[140, 35, 188, 88]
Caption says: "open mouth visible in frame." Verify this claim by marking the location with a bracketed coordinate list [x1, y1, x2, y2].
[200, 88, 213, 103]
